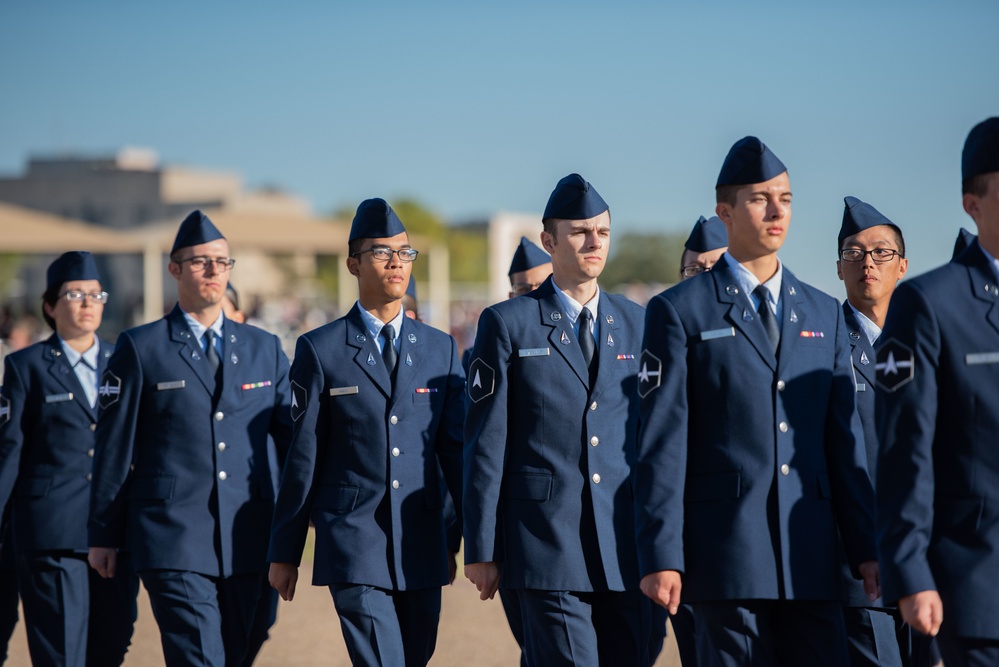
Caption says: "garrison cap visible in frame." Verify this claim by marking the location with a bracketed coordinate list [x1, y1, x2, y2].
[716, 136, 787, 187]
[47, 251, 100, 290]
[349, 198, 406, 242]
[508, 237, 551, 276]
[962, 117, 999, 182]
[172, 210, 225, 255]
[953, 227, 977, 260]
[838, 196, 902, 248]
[684, 216, 728, 253]
[542, 174, 609, 221]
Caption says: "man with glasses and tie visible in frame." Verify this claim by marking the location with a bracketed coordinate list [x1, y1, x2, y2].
[267, 199, 465, 667]
[464, 174, 649, 665]
[88, 211, 293, 667]
[0, 251, 139, 666]
[635, 138, 880, 666]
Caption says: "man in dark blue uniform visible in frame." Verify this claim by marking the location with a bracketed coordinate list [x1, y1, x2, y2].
[636, 137, 880, 667]
[679, 214, 728, 281]
[464, 174, 649, 666]
[268, 199, 465, 667]
[88, 212, 293, 667]
[0, 252, 138, 666]
[876, 117, 999, 667]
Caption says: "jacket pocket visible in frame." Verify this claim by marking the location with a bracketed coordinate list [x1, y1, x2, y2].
[317, 484, 359, 514]
[129, 476, 175, 501]
[14, 476, 51, 498]
[503, 472, 553, 501]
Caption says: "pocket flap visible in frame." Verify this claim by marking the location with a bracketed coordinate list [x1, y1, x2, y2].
[129, 476, 175, 500]
[14, 476, 51, 498]
[317, 484, 359, 513]
[504, 472, 553, 501]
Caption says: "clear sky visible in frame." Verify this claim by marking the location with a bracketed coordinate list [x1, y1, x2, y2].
[2, 1, 997, 294]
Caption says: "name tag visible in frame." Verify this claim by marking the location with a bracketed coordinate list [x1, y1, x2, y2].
[45, 392, 74, 403]
[329, 386, 359, 397]
[966, 352, 999, 366]
[518, 347, 550, 357]
[699, 327, 735, 341]
[156, 381, 186, 391]
[856, 383, 866, 392]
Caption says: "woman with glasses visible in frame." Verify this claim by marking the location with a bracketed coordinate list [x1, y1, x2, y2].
[0, 251, 138, 667]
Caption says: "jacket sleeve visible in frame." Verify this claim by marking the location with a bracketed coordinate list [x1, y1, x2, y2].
[0, 357, 27, 528]
[268, 334, 294, 471]
[436, 335, 465, 554]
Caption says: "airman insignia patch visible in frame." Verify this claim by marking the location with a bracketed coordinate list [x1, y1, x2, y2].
[290, 381, 308, 421]
[98, 372, 121, 409]
[637, 349, 662, 398]
[467, 358, 495, 403]
[875, 338, 914, 392]
[0, 395, 9, 425]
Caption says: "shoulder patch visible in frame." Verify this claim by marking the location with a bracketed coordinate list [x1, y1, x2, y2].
[290, 380, 308, 422]
[97, 371, 121, 409]
[637, 349, 662, 398]
[875, 338, 914, 393]
[467, 358, 495, 403]
[0, 395, 9, 425]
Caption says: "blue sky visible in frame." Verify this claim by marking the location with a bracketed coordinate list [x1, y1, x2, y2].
[2, 1, 997, 294]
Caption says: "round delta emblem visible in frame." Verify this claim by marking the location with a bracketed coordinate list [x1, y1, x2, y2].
[467, 358, 495, 403]
[637, 349, 662, 398]
[875, 338, 915, 393]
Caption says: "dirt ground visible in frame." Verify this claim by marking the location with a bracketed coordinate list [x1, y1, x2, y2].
[6, 563, 680, 666]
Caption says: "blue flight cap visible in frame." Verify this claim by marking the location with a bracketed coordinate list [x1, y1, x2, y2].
[349, 198, 407, 242]
[952, 227, 977, 259]
[406, 276, 417, 300]
[47, 251, 101, 290]
[716, 136, 787, 187]
[542, 174, 609, 221]
[171, 210, 225, 255]
[684, 216, 728, 253]
[508, 237, 551, 276]
[838, 196, 903, 248]
[962, 117, 999, 182]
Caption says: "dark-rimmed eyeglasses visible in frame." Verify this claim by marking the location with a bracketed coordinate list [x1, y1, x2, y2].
[351, 247, 419, 262]
[682, 265, 711, 278]
[509, 282, 542, 297]
[839, 248, 903, 264]
[60, 290, 109, 304]
[176, 256, 237, 272]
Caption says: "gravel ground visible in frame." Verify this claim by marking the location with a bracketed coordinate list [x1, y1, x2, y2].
[7, 563, 679, 666]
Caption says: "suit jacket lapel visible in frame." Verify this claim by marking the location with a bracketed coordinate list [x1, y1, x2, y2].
[219, 323, 240, 390]
[590, 298, 623, 399]
[713, 267, 777, 372]
[44, 335, 94, 419]
[965, 242, 999, 337]
[346, 306, 391, 399]
[776, 271, 806, 376]
[842, 303, 876, 386]
[537, 279, 589, 388]
[391, 318, 424, 402]
[167, 305, 216, 394]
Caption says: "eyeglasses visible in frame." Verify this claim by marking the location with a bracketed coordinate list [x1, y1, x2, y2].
[60, 291, 109, 304]
[839, 248, 903, 264]
[176, 256, 237, 272]
[681, 265, 711, 278]
[351, 247, 419, 262]
[509, 282, 542, 297]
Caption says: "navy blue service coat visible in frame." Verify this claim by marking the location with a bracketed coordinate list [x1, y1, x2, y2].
[635, 265, 877, 602]
[267, 305, 465, 591]
[88, 306, 293, 576]
[463, 277, 645, 592]
[876, 240, 999, 640]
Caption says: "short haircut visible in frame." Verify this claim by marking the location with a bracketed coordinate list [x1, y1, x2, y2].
[348, 238, 365, 256]
[715, 184, 740, 206]
[963, 173, 991, 197]
[40, 284, 61, 330]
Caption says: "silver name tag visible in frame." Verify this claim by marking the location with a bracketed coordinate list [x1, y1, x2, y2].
[518, 347, 550, 357]
[156, 381, 186, 391]
[856, 383, 866, 392]
[45, 392, 73, 403]
[966, 352, 999, 366]
[329, 386, 359, 397]
[700, 327, 736, 341]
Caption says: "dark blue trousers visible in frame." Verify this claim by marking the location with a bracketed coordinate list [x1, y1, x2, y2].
[937, 636, 999, 667]
[240, 574, 278, 666]
[694, 600, 848, 667]
[16, 550, 138, 667]
[498, 588, 528, 667]
[843, 606, 904, 667]
[519, 589, 650, 667]
[329, 583, 441, 667]
[0, 544, 17, 666]
[669, 603, 699, 667]
[141, 569, 262, 667]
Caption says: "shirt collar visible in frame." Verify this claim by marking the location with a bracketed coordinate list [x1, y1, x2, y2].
[357, 302, 405, 341]
[58, 336, 100, 369]
[977, 241, 999, 283]
[551, 280, 600, 324]
[722, 252, 783, 304]
[182, 309, 224, 342]
[846, 302, 882, 347]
